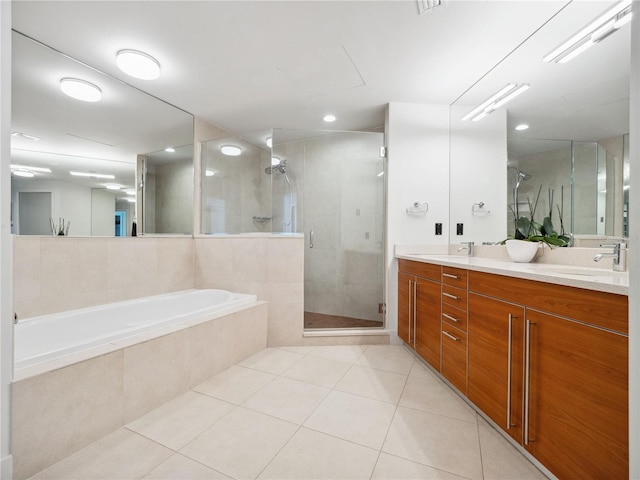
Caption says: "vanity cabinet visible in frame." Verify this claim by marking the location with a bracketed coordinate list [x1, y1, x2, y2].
[441, 267, 468, 394]
[468, 270, 628, 480]
[397, 260, 442, 370]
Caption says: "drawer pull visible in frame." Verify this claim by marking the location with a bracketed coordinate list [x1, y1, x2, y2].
[442, 292, 459, 301]
[442, 313, 459, 323]
[442, 273, 459, 279]
[442, 330, 459, 341]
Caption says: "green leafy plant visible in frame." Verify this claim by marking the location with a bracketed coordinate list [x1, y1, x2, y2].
[508, 185, 570, 247]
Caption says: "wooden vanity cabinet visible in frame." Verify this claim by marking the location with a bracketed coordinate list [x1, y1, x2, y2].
[441, 267, 468, 394]
[397, 260, 442, 370]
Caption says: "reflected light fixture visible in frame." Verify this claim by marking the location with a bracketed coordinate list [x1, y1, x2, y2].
[323, 114, 336, 123]
[271, 156, 281, 166]
[12, 169, 34, 178]
[60, 78, 102, 102]
[164, 147, 176, 153]
[266, 137, 273, 148]
[127, 198, 136, 203]
[117, 49, 161, 80]
[11, 164, 51, 173]
[125, 189, 136, 195]
[205, 169, 215, 177]
[70, 171, 115, 179]
[221, 145, 242, 156]
[105, 184, 121, 190]
[11, 132, 40, 141]
[543, 0, 632, 63]
[515, 124, 530, 131]
[462, 83, 530, 121]
[377, 171, 385, 177]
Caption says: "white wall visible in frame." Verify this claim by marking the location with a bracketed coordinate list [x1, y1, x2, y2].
[0, 2, 12, 476]
[386, 103, 450, 339]
[91, 189, 115, 236]
[449, 105, 507, 244]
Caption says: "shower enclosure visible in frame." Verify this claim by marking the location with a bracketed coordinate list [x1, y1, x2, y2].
[200, 128, 386, 330]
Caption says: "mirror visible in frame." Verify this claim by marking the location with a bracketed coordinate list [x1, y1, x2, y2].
[10, 31, 194, 236]
[449, 1, 630, 245]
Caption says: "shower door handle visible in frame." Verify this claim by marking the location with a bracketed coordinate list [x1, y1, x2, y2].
[310, 230, 314, 248]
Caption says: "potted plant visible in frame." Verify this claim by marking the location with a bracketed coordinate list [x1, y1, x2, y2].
[505, 185, 570, 262]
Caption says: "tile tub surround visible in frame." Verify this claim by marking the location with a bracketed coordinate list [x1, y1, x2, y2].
[25, 345, 549, 480]
[12, 302, 267, 480]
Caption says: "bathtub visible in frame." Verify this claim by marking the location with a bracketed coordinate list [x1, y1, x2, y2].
[14, 289, 258, 372]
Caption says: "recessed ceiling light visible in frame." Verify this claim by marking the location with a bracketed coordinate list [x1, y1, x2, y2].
[125, 189, 136, 195]
[117, 49, 161, 80]
[221, 145, 242, 156]
[266, 137, 273, 148]
[105, 184, 121, 190]
[515, 124, 530, 131]
[323, 114, 336, 123]
[271, 157, 281, 166]
[70, 171, 115, 179]
[60, 78, 102, 102]
[164, 147, 176, 153]
[12, 169, 34, 178]
[205, 169, 215, 177]
[11, 164, 51, 173]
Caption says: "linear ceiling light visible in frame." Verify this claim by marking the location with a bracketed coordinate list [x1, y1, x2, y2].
[461, 83, 530, 122]
[69, 171, 115, 179]
[11, 132, 40, 141]
[11, 169, 34, 178]
[60, 78, 102, 102]
[10, 164, 51, 173]
[543, 0, 632, 63]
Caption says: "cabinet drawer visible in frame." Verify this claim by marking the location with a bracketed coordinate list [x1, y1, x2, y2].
[442, 325, 467, 394]
[442, 285, 468, 311]
[398, 259, 441, 282]
[442, 302, 467, 332]
[442, 267, 468, 289]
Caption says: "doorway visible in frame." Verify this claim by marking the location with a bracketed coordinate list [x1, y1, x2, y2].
[18, 191, 52, 235]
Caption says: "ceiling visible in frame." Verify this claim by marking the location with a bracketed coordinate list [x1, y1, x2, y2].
[11, 0, 594, 136]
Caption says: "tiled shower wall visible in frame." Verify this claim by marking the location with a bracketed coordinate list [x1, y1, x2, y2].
[12, 234, 305, 345]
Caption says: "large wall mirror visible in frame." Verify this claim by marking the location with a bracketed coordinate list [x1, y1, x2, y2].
[11, 31, 194, 237]
[449, 1, 630, 246]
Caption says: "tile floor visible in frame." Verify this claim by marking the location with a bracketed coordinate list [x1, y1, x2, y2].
[29, 345, 549, 480]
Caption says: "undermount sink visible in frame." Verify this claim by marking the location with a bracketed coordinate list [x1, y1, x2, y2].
[534, 266, 624, 277]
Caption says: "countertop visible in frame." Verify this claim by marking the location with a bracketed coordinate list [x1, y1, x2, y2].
[396, 254, 629, 296]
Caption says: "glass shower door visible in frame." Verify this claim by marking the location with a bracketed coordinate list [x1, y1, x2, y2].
[272, 129, 385, 330]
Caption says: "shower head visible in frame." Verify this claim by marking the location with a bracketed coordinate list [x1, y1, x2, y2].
[517, 170, 531, 182]
[265, 160, 287, 175]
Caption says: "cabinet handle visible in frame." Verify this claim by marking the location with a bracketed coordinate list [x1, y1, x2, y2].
[408, 280, 413, 343]
[442, 313, 459, 323]
[442, 330, 459, 341]
[507, 313, 513, 430]
[442, 273, 459, 279]
[442, 292, 459, 301]
[413, 281, 417, 345]
[524, 319, 535, 445]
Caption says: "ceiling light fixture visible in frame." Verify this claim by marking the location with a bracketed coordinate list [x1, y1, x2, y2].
[221, 145, 242, 156]
[271, 157, 281, 166]
[11, 132, 40, 141]
[462, 83, 530, 121]
[266, 137, 273, 148]
[205, 169, 215, 177]
[70, 171, 115, 179]
[127, 197, 136, 203]
[164, 147, 176, 153]
[125, 189, 136, 195]
[60, 78, 102, 102]
[377, 171, 385, 177]
[116, 49, 161, 80]
[543, 0, 632, 64]
[105, 184, 121, 190]
[323, 114, 336, 123]
[12, 169, 34, 178]
[10, 164, 51, 173]
[515, 124, 530, 131]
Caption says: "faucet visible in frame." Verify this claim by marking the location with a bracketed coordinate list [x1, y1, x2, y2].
[593, 243, 626, 272]
[458, 241, 474, 257]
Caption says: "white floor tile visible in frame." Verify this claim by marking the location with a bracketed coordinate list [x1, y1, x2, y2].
[126, 390, 236, 450]
[243, 376, 330, 424]
[372, 453, 471, 479]
[382, 406, 484, 480]
[335, 364, 407, 404]
[281, 354, 352, 388]
[239, 348, 304, 374]
[304, 390, 396, 449]
[355, 345, 415, 375]
[308, 345, 369, 364]
[193, 365, 275, 404]
[142, 453, 232, 479]
[180, 407, 298, 480]
[30, 428, 173, 480]
[277, 346, 316, 355]
[258, 427, 378, 479]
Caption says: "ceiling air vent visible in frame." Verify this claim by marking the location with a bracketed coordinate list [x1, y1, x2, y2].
[417, 0, 443, 14]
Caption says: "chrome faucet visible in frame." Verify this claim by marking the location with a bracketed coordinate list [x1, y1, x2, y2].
[593, 243, 626, 272]
[458, 241, 474, 257]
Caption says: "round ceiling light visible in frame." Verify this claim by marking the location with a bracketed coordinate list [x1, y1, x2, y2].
[205, 169, 215, 177]
[271, 156, 281, 166]
[60, 78, 102, 102]
[266, 137, 273, 148]
[105, 184, 121, 190]
[117, 49, 161, 80]
[221, 145, 242, 156]
[515, 123, 530, 131]
[125, 189, 136, 195]
[323, 114, 336, 123]
[164, 147, 176, 153]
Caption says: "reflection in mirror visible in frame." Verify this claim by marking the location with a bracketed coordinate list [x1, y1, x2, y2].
[11, 31, 194, 236]
[449, 1, 630, 246]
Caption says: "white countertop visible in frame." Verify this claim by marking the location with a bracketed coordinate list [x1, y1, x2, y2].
[396, 254, 629, 296]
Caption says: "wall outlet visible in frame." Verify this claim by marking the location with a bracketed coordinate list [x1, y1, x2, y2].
[456, 223, 463, 235]
[435, 223, 442, 235]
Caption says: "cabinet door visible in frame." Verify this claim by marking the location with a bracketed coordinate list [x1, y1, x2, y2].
[397, 272, 414, 347]
[441, 324, 467, 393]
[524, 309, 628, 480]
[468, 294, 524, 443]
[415, 278, 441, 370]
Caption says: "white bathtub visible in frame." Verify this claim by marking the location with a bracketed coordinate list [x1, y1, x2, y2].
[14, 289, 258, 372]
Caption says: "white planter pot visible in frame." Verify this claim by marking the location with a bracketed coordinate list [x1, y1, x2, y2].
[505, 239, 540, 263]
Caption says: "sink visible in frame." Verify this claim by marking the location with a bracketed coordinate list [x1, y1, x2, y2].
[533, 266, 623, 277]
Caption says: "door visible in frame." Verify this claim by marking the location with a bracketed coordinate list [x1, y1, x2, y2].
[18, 191, 52, 235]
[468, 293, 525, 443]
